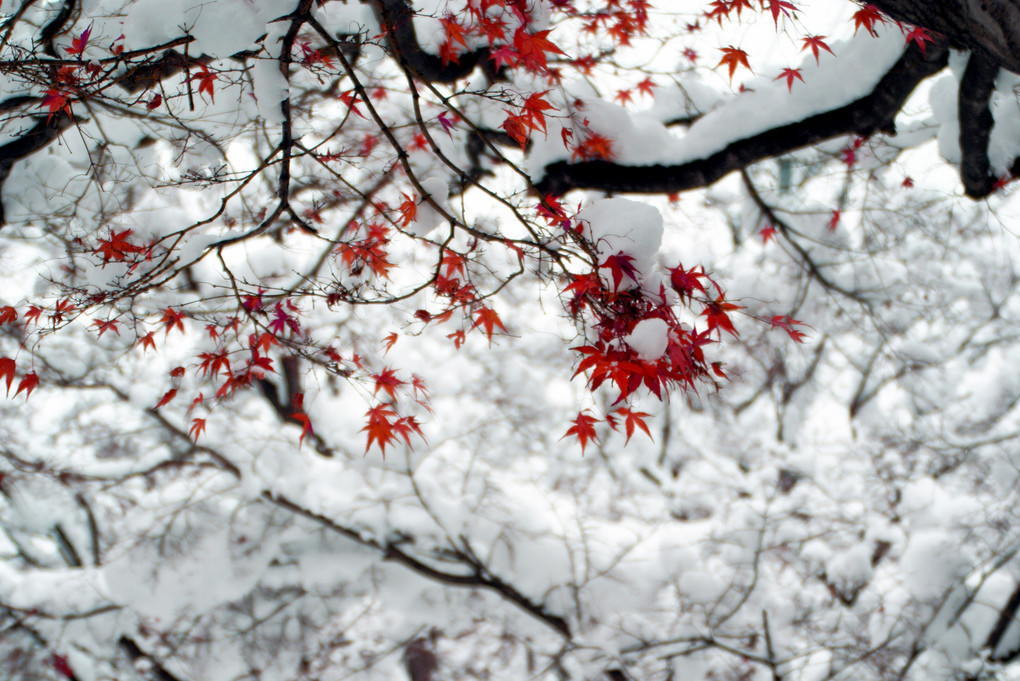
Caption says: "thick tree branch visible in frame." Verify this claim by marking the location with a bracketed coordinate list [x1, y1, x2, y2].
[370, 0, 489, 83]
[958, 51, 999, 197]
[535, 41, 949, 196]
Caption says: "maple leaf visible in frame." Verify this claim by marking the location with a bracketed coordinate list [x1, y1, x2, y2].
[197, 350, 231, 377]
[138, 331, 156, 351]
[902, 176, 914, 188]
[339, 89, 366, 119]
[903, 25, 937, 55]
[392, 415, 426, 448]
[363, 403, 400, 455]
[382, 332, 398, 354]
[155, 388, 177, 409]
[398, 192, 418, 226]
[801, 35, 834, 63]
[828, 209, 841, 232]
[24, 306, 41, 325]
[0, 306, 16, 325]
[600, 251, 639, 290]
[615, 89, 634, 105]
[40, 89, 71, 121]
[636, 77, 656, 98]
[447, 329, 466, 349]
[372, 367, 404, 401]
[760, 224, 777, 243]
[717, 46, 751, 81]
[160, 307, 186, 336]
[501, 111, 530, 149]
[770, 315, 811, 343]
[853, 4, 884, 36]
[65, 23, 92, 55]
[702, 295, 743, 337]
[471, 306, 506, 345]
[614, 406, 652, 444]
[191, 63, 217, 103]
[572, 131, 614, 161]
[513, 27, 565, 71]
[0, 357, 14, 395]
[490, 45, 518, 70]
[561, 410, 599, 454]
[147, 94, 162, 110]
[763, 0, 797, 26]
[521, 91, 556, 133]
[437, 111, 457, 136]
[441, 250, 466, 278]
[669, 263, 709, 302]
[189, 418, 207, 441]
[94, 319, 120, 337]
[15, 372, 38, 399]
[775, 67, 803, 92]
[95, 228, 144, 263]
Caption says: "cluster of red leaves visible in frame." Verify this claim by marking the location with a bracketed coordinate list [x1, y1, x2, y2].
[554, 202, 811, 451]
[337, 222, 394, 279]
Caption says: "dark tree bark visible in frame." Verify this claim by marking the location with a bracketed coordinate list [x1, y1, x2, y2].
[871, 0, 1020, 73]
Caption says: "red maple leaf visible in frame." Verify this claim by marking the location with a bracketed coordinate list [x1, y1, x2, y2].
[562, 410, 600, 454]
[363, 403, 400, 455]
[94, 319, 120, 337]
[513, 27, 566, 71]
[0, 357, 15, 395]
[599, 251, 639, 290]
[636, 77, 656, 97]
[138, 331, 156, 351]
[853, 4, 885, 36]
[191, 63, 217, 103]
[65, 23, 92, 55]
[801, 35, 834, 63]
[0, 306, 16, 325]
[155, 388, 177, 409]
[189, 418, 207, 441]
[15, 372, 38, 399]
[763, 0, 797, 26]
[828, 209, 841, 232]
[95, 229, 144, 263]
[613, 407, 652, 444]
[372, 367, 404, 401]
[760, 224, 777, 243]
[160, 307, 186, 336]
[775, 67, 804, 92]
[398, 192, 418, 226]
[702, 295, 743, 337]
[40, 89, 71, 121]
[471, 306, 506, 344]
[903, 25, 937, 55]
[770, 315, 811, 343]
[717, 46, 751, 81]
[521, 90, 557, 133]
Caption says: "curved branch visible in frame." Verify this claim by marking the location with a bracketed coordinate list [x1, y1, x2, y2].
[958, 50, 999, 197]
[370, 0, 490, 83]
[535, 41, 949, 196]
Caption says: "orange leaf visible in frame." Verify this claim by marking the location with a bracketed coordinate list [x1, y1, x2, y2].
[717, 46, 751, 81]
[471, 306, 506, 345]
[189, 418, 207, 441]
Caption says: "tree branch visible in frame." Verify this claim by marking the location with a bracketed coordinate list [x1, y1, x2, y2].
[535, 42, 948, 196]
